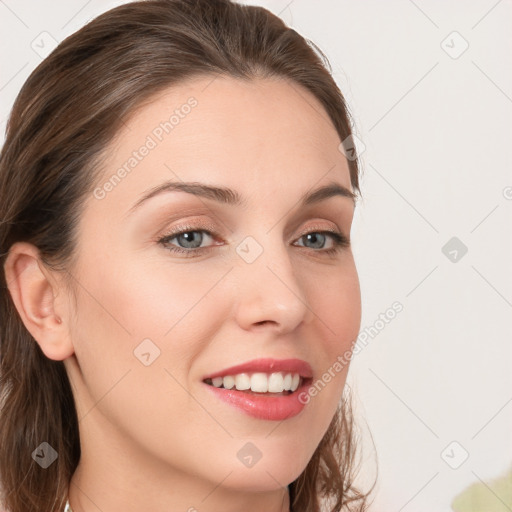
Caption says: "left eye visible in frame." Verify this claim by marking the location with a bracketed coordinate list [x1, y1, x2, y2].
[295, 232, 334, 250]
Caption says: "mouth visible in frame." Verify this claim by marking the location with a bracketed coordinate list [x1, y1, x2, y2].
[200, 358, 314, 421]
[202, 373, 313, 421]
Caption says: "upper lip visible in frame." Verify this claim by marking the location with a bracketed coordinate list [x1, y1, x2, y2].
[202, 358, 313, 381]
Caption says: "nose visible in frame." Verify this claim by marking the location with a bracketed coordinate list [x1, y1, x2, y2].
[232, 237, 311, 335]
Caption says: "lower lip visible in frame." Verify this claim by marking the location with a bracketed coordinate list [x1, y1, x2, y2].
[202, 380, 312, 421]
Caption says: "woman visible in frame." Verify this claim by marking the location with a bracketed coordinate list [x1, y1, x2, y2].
[0, 1, 375, 510]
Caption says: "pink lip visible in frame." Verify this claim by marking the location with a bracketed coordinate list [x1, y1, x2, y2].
[202, 357, 313, 380]
[203, 378, 312, 421]
[201, 358, 313, 421]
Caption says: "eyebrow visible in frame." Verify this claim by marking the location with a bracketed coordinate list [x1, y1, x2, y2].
[127, 179, 356, 216]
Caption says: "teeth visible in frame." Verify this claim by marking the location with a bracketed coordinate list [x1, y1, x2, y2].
[235, 373, 251, 390]
[268, 372, 284, 392]
[291, 373, 300, 392]
[208, 372, 303, 393]
[251, 373, 268, 392]
[223, 375, 235, 389]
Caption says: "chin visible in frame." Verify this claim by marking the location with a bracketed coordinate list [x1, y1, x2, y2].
[218, 462, 305, 493]
[201, 441, 312, 492]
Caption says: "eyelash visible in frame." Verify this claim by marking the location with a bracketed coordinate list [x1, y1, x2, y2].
[157, 224, 350, 258]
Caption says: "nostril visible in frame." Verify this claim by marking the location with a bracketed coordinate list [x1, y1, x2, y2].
[254, 320, 273, 326]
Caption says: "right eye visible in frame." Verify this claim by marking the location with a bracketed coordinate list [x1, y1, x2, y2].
[158, 227, 222, 257]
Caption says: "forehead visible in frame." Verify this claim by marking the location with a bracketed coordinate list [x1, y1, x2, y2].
[89, 75, 351, 217]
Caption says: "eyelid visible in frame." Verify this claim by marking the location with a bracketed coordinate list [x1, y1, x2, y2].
[296, 223, 344, 238]
[156, 219, 220, 241]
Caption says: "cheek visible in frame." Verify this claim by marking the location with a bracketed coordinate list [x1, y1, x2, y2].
[70, 251, 230, 387]
[304, 258, 361, 351]
[298, 260, 361, 412]
[78, 248, 221, 336]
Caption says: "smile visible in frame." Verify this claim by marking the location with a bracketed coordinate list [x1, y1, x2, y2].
[204, 371, 303, 393]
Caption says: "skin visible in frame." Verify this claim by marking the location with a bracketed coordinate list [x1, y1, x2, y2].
[4, 75, 361, 512]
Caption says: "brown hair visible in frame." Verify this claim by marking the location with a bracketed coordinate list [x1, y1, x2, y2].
[0, 1, 375, 510]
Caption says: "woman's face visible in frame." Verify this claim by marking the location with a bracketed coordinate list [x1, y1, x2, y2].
[64, 75, 361, 500]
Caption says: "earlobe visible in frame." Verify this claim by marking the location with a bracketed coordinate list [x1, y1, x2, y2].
[3, 241, 74, 361]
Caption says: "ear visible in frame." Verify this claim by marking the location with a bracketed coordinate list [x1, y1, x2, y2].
[3, 241, 74, 361]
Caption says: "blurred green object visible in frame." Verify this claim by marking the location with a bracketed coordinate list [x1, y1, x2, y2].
[451, 466, 512, 512]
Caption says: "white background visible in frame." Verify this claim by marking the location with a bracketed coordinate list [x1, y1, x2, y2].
[1, 1, 511, 510]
